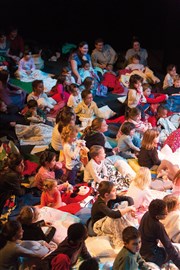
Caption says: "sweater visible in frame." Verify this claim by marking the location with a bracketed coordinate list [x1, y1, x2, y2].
[84, 158, 108, 183]
[138, 147, 161, 169]
[139, 211, 180, 268]
[113, 246, 150, 270]
[74, 100, 103, 119]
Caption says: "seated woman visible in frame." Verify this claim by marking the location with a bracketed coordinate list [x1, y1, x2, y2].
[0, 220, 50, 270]
[69, 41, 92, 85]
[17, 205, 56, 243]
[0, 69, 27, 110]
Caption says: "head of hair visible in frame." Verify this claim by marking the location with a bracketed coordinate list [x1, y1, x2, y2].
[122, 226, 141, 243]
[7, 24, 18, 34]
[141, 128, 159, 150]
[62, 66, 71, 74]
[5, 153, 23, 171]
[27, 99, 38, 109]
[94, 38, 104, 45]
[82, 117, 104, 137]
[79, 258, 99, 270]
[81, 89, 92, 100]
[127, 107, 141, 120]
[24, 49, 31, 56]
[89, 145, 104, 159]
[131, 54, 141, 62]
[82, 60, 90, 68]
[133, 167, 151, 189]
[98, 181, 114, 198]
[17, 206, 36, 225]
[56, 75, 67, 85]
[39, 150, 56, 166]
[42, 178, 57, 191]
[163, 194, 179, 212]
[173, 74, 180, 83]
[78, 41, 88, 49]
[148, 199, 167, 218]
[166, 64, 176, 72]
[142, 83, 152, 91]
[0, 70, 9, 85]
[129, 74, 143, 89]
[0, 220, 22, 249]
[55, 105, 75, 125]
[82, 77, 94, 90]
[120, 122, 136, 135]
[61, 124, 79, 143]
[132, 36, 140, 45]
[157, 105, 168, 118]
[67, 222, 87, 242]
[69, 83, 79, 94]
[32, 79, 43, 90]
[173, 169, 180, 185]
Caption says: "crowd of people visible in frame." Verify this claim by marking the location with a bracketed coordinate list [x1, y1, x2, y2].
[0, 26, 180, 270]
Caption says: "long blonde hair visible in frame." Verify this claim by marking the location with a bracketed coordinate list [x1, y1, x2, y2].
[141, 128, 159, 150]
[61, 124, 79, 143]
[133, 167, 151, 190]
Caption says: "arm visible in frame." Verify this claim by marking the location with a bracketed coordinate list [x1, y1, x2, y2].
[137, 253, 151, 270]
[108, 45, 117, 64]
[64, 143, 81, 160]
[145, 94, 167, 104]
[86, 161, 108, 183]
[80, 242, 92, 260]
[52, 190, 62, 209]
[125, 136, 140, 151]
[98, 201, 122, 219]
[70, 59, 81, 84]
[151, 148, 161, 166]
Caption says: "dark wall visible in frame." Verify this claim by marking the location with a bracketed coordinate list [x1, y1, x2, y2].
[1, 0, 180, 72]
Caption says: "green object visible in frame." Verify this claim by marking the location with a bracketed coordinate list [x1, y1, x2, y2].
[62, 43, 77, 55]
[9, 78, 32, 93]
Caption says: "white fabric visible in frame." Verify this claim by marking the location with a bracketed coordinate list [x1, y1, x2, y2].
[161, 210, 180, 243]
[51, 124, 63, 151]
[98, 105, 116, 119]
[84, 159, 108, 183]
[158, 144, 180, 167]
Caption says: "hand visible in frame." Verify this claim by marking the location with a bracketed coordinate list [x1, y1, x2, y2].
[112, 147, 119, 154]
[77, 76, 82, 85]
[165, 94, 169, 100]
[45, 222, 52, 226]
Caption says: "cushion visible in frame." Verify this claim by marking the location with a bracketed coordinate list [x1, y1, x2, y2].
[99, 105, 116, 119]
[127, 158, 156, 174]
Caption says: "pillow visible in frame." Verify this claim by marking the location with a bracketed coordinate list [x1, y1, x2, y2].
[85, 236, 117, 257]
[99, 105, 116, 120]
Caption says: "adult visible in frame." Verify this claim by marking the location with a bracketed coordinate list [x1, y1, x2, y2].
[125, 37, 148, 66]
[69, 41, 92, 84]
[91, 38, 118, 70]
[6, 25, 25, 65]
[0, 153, 39, 216]
[0, 69, 27, 110]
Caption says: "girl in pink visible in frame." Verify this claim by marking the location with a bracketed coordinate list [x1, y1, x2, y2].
[33, 150, 64, 191]
[39, 178, 65, 209]
[48, 75, 70, 104]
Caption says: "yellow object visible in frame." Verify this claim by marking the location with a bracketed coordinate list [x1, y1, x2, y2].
[127, 159, 156, 174]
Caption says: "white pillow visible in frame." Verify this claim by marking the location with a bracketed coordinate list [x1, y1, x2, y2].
[99, 105, 116, 119]
[85, 236, 116, 257]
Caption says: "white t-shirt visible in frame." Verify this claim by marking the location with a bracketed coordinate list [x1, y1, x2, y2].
[84, 158, 108, 183]
[51, 124, 63, 151]
[67, 93, 82, 109]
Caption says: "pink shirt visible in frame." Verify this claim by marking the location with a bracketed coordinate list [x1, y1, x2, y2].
[34, 166, 55, 190]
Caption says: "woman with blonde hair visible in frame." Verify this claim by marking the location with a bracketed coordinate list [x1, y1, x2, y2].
[126, 167, 154, 222]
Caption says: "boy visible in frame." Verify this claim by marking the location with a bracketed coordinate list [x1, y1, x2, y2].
[139, 199, 180, 268]
[84, 145, 108, 185]
[113, 226, 151, 270]
[42, 222, 91, 269]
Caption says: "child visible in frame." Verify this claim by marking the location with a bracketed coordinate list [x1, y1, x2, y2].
[48, 74, 70, 104]
[24, 99, 46, 123]
[126, 167, 154, 222]
[139, 199, 180, 268]
[142, 83, 168, 115]
[138, 128, 161, 170]
[74, 89, 103, 125]
[148, 104, 169, 127]
[27, 79, 57, 112]
[79, 60, 100, 82]
[84, 145, 108, 185]
[125, 54, 160, 84]
[163, 74, 180, 95]
[117, 122, 140, 159]
[163, 64, 177, 90]
[61, 66, 76, 84]
[39, 178, 65, 209]
[67, 83, 82, 110]
[127, 74, 146, 119]
[113, 226, 151, 270]
[61, 124, 86, 185]
[33, 150, 64, 191]
[162, 194, 180, 243]
[42, 222, 91, 269]
[17, 205, 56, 243]
[91, 181, 136, 248]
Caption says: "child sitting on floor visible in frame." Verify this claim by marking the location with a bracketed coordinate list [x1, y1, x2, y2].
[163, 74, 180, 95]
[27, 79, 57, 112]
[163, 64, 177, 90]
[117, 122, 140, 159]
[23, 99, 46, 123]
[84, 145, 108, 186]
[113, 226, 152, 270]
[48, 74, 70, 104]
[67, 83, 82, 110]
[61, 66, 76, 84]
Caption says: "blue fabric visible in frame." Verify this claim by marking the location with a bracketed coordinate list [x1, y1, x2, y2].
[165, 95, 180, 112]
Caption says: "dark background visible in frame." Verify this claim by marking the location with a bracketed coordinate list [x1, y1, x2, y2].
[1, 0, 180, 73]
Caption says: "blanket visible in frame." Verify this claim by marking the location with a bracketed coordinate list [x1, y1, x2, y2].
[15, 123, 53, 145]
